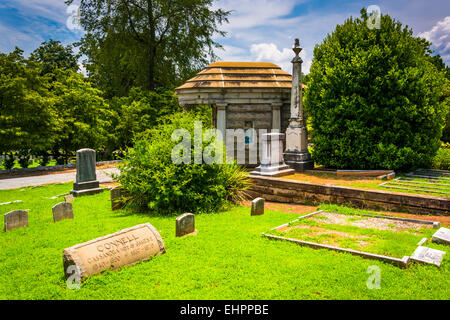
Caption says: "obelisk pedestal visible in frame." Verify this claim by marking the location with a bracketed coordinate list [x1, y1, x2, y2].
[251, 133, 294, 177]
[284, 38, 314, 172]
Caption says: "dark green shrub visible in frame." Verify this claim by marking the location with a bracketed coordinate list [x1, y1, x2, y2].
[304, 9, 448, 171]
[115, 112, 251, 214]
[18, 152, 30, 168]
[56, 157, 65, 165]
[3, 154, 15, 170]
[39, 152, 50, 166]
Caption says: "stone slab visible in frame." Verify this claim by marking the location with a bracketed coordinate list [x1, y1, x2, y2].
[417, 238, 428, 246]
[65, 194, 74, 203]
[410, 246, 446, 267]
[251, 197, 265, 216]
[4, 210, 28, 232]
[63, 223, 165, 281]
[431, 227, 450, 246]
[251, 167, 295, 177]
[70, 188, 104, 197]
[52, 202, 74, 222]
[73, 181, 100, 191]
[176, 213, 196, 237]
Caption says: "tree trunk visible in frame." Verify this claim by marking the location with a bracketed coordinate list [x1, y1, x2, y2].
[147, 0, 156, 91]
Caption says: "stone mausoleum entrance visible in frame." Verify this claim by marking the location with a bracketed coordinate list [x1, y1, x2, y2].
[175, 61, 306, 166]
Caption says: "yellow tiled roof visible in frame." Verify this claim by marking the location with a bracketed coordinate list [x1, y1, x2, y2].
[176, 61, 306, 90]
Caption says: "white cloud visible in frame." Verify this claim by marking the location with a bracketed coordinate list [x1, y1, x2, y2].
[214, 0, 300, 32]
[6, 0, 76, 24]
[250, 42, 310, 73]
[418, 16, 450, 61]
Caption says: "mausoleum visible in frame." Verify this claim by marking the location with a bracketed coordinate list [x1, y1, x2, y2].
[175, 61, 306, 165]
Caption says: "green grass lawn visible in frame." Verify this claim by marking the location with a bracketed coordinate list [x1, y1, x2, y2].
[0, 183, 449, 300]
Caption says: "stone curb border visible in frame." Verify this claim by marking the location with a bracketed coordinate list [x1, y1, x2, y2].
[259, 210, 446, 268]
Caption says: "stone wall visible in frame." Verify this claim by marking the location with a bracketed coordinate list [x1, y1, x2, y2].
[248, 175, 450, 215]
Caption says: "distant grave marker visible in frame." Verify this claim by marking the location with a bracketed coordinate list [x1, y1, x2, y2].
[251, 197, 265, 216]
[410, 246, 446, 267]
[176, 213, 196, 237]
[4, 210, 28, 232]
[63, 223, 165, 281]
[52, 202, 74, 222]
[65, 194, 74, 203]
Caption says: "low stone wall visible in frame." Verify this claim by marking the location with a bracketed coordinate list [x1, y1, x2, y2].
[248, 175, 450, 216]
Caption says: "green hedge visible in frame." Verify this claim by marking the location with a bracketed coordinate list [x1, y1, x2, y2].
[305, 10, 448, 171]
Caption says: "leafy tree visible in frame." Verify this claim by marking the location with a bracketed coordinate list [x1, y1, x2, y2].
[428, 54, 450, 143]
[304, 9, 448, 171]
[65, 0, 229, 97]
[29, 39, 80, 75]
[0, 48, 57, 154]
[51, 69, 111, 163]
[108, 87, 180, 149]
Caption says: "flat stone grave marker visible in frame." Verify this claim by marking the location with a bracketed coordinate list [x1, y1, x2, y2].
[65, 194, 74, 203]
[0, 200, 23, 206]
[63, 223, 165, 281]
[4, 210, 28, 232]
[411, 246, 446, 267]
[431, 227, 450, 246]
[52, 202, 74, 222]
[251, 197, 264, 216]
[176, 213, 196, 237]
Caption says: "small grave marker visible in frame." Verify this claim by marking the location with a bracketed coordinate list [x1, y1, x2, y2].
[52, 202, 74, 222]
[65, 194, 74, 203]
[417, 238, 427, 246]
[411, 246, 446, 267]
[111, 186, 127, 210]
[4, 210, 28, 232]
[63, 223, 165, 281]
[176, 213, 196, 237]
[431, 227, 450, 246]
[251, 197, 264, 216]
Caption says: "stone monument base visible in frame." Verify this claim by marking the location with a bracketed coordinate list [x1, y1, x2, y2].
[251, 163, 295, 177]
[70, 180, 104, 197]
[284, 150, 314, 172]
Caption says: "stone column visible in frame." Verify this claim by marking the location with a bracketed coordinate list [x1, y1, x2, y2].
[284, 38, 314, 172]
[271, 103, 282, 132]
[70, 149, 104, 197]
[216, 103, 227, 142]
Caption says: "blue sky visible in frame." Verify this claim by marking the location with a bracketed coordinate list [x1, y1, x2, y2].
[1, 0, 449, 74]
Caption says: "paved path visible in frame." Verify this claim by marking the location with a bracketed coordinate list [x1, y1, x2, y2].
[0, 168, 120, 190]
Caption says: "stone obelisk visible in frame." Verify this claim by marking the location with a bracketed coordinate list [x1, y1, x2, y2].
[284, 38, 314, 172]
